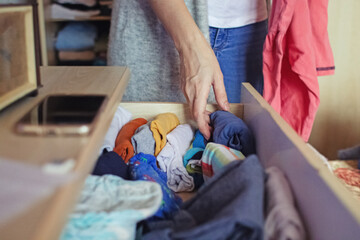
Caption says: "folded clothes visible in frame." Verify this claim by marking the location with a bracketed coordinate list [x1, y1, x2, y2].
[210, 110, 256, 156]
[55, 22, 98, 51]
[58, 50, 95, 61]
[192, 130, 206, 149]
[46, 4, 100, 21]
[186, 158, 204, 190]
[150, 113, 180, 156]
[157, 124, 194, 192]
[129, 153, 182, 219]
[92, 151, 129, 180]
[338, 145, 360, 160]
[201, 142, 245, 181]
[264, 167, 306, 240]
[100, 106, 132, 154]
[131, 123, 156, 156]
[54, 2, 100, 11]
[183, 130, 206, 167]
[55, 0, 97, 7]
[60, 175, 162, 240]
[186, 159, 202, 174]
[113, 118, 147, 163]
[143, 155, 265, 240]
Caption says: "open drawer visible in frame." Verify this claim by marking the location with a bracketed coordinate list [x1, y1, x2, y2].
[120, 83, 360, 240]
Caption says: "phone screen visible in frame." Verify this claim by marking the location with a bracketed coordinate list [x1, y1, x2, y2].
[15, 94, 107, 135]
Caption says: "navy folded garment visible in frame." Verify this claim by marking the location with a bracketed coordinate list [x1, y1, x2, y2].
[129, 153, 182, 219]
[92, 151, 130, 180]
[210, 110, 255, 156]
[143, 154, 265, 240]
[338, 145, 360, 160]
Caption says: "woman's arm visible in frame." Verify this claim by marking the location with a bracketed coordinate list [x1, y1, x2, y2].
[148, 0, 230, 140]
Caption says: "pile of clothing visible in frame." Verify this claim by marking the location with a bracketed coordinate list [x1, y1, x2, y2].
[45, 0, 102, 20]
[54, 21, 108, 66]
[60, 106, 306, 240]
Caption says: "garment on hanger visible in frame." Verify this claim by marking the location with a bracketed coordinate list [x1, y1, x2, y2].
[262, 0, 334, 141]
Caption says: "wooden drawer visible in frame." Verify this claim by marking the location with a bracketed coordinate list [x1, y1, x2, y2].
[120, 83, 360, 240]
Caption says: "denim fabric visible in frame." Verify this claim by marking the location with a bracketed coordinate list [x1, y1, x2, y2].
[209, 20, 267, 103]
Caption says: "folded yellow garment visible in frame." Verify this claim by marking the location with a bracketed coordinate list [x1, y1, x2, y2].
[150, 113, 180, 156]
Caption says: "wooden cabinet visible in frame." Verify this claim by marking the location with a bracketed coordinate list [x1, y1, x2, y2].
[0, 66, 130, 240]
[0, 68, 359, 239]
[40, 0, 112, 66]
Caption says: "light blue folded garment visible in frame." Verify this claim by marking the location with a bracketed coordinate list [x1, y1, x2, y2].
[55, 22, 97, 51]
[61, 175, 162, 240]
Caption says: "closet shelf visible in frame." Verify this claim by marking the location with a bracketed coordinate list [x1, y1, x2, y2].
[46, 16, 111, 22]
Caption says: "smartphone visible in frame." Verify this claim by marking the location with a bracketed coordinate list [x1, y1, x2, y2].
[14, 94, 107, 136]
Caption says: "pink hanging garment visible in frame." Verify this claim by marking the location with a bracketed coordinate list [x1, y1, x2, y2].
[263, 0, 334, 141]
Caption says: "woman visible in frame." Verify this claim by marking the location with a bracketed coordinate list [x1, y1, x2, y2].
[108, 0, 267, 139]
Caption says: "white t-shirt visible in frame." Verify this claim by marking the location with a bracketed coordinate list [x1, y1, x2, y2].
[208, 0, 268, 28]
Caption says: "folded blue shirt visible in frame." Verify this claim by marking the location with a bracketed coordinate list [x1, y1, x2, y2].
[210, 110, 255, 156]
[55, 22, 97, 51]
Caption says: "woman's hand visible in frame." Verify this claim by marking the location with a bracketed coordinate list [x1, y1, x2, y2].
[178, 36, 229, 140]
[148, 0, 229, 139]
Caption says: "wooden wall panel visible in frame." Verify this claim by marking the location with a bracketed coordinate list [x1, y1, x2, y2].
[309, 0, 360, 159]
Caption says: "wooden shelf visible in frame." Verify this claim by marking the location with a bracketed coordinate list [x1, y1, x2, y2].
[46, 15, 111, 22]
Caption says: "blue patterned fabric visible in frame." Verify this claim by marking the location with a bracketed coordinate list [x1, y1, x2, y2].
[129, 153, 182, 219]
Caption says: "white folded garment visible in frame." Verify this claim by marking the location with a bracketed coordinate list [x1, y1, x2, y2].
[99, 106, 132, 154]
[157, 124, 194, 192]
[45, 4, 100, 20]
[55, 0, 97, 7]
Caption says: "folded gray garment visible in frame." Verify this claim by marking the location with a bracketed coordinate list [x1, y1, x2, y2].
[143, 155, 265, 240]
[131, 123, 155, 155]
[337, 144, 360, 160]
[264, 167, 306, 240]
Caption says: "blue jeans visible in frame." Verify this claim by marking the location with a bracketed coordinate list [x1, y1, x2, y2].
[209, 20, 267, 103]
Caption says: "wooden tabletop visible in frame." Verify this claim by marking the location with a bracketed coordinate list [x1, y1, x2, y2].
[0, 66, 130, 240]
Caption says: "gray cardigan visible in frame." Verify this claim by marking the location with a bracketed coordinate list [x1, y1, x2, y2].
[108, 0, 213, 102]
